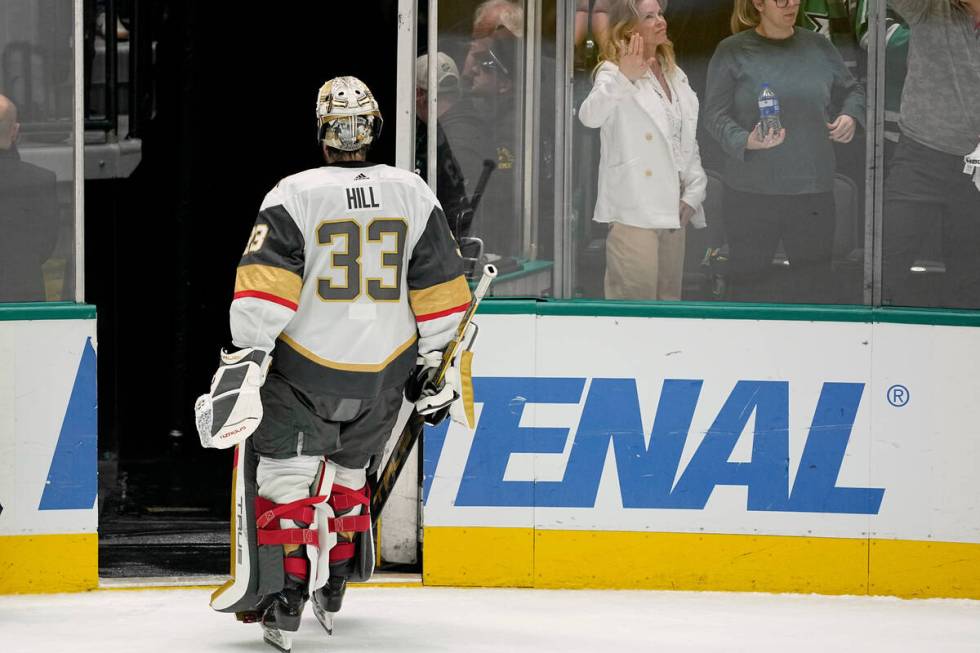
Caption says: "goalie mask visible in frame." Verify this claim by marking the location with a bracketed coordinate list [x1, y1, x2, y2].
[315, 76, 383, 151]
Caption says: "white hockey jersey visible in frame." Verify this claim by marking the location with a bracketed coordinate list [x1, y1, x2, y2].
[230, 161, 470, 399]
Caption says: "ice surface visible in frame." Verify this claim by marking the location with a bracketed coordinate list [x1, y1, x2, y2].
[1, 586, 978, 652]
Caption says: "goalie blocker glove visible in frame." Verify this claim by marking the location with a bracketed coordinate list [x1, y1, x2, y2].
[405, 325, 476, 428]
[195, 347, 271, 449]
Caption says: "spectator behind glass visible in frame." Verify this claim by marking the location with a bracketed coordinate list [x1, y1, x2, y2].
[882, 0, 980, 309]
[463, 30, 522, 258]
[704, 0, 865, 304]
[415, 52, 482, 239]
[0, 94, 59, 302]
[416, 52, 485, 205]
[463, 0, 524, 86]
[458, 2, 524, 260]
[579, 0, 708, 301]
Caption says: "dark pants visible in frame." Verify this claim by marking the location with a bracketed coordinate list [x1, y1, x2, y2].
[883, 137, 980, 309]
[253, 372, 405, 472]
[724, 188, 836, 304]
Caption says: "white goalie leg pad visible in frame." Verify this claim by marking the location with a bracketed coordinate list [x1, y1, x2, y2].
[211, 442, 258, 613]
[256, 455, 324, 507]
[256, 454, 325, 594]
[330, 463, 375, 582]
[308, 460, 338, 593]
[289, 460, 374, 594]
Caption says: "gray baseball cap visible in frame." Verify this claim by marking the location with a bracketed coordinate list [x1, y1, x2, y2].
[416, 52, 460, 91]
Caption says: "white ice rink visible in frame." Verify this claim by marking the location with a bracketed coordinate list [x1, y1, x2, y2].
[2, 584, 979, 652]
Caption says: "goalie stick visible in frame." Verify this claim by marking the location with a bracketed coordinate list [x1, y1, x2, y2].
[369, 263, 497, 521]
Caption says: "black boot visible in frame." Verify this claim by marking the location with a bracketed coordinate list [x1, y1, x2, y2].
[311, 574, 348, 634]
[262, 574, 309, 633]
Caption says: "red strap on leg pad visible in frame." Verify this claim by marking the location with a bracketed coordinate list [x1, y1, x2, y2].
[328, 514, 371, 533]
[255, 496, 324, 529]
[329, 484, 371, 512]
[257, 528, 319, 546]
[255, 496, 327, 548]
[283, 556, 309, 580]
[329, 542, 356, 563]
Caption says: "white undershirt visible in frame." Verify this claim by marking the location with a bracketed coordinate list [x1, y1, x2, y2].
[650, 71, 683, 172]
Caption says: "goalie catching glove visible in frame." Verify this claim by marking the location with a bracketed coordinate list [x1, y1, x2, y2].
[195, 347, 271, 449]
[405, 324, 476, 428]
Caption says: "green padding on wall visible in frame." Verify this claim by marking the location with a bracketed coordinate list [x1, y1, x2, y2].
[875, 307, 980, 328]
[476, 298, 980, 328]
[536, 300, 872, 323]
[0, 303, 96, 322]
[477, 300, 541, 315]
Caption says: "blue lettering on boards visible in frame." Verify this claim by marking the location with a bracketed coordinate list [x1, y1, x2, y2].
[437, 377, 883, 515]
[39, 338, 98, 511]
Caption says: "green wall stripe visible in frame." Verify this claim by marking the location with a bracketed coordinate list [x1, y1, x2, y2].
[4, 299, 976, 327]
[874, 307, 980, 328]
[0, 303, 97, 322]
[477, 300, 541, 315]
[536, 301, 873, 322]
[478, 299, 980, 327]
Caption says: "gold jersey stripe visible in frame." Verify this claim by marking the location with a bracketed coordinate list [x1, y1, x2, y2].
[409, 276, 472, 318]
[279, 332, 417, 372]
[235, 265, 302, 305]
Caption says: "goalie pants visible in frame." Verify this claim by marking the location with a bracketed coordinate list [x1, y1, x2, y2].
[251, 371, 404, 471]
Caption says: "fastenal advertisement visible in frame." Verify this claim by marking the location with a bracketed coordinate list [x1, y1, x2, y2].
[422, 314, 980, 580]
[0, 321, 97, 538]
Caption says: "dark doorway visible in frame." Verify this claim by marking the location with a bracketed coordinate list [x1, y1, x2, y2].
[90, 1, 400, 577]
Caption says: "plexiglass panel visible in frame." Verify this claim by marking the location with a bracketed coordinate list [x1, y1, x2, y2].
[413, 0, 980, 311]
[416, 0, 559, 297]
[880, 1, 980, 310]
[570, 0, 870, 304]
[0, 0, 77, 302]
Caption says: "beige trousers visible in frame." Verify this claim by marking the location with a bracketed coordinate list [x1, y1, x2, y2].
[604, 222, 686, 301]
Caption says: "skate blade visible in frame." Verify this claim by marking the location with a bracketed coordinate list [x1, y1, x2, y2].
[261, 624, 293, 653]
[312, 602, 336, 636]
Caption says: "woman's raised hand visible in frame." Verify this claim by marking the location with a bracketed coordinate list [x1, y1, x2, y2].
[618, 33, 652, 82]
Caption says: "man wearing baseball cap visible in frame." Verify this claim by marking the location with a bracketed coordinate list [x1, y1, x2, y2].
[416, 52, 484, 239]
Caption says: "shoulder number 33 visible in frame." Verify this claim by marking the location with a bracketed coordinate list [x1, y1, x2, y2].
[317, 218, 407, 302]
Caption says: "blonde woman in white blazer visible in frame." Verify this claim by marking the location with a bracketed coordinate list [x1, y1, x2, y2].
[579, 0, 707, 301]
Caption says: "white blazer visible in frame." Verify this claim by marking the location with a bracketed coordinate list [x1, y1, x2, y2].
[579, 61, 708, 230]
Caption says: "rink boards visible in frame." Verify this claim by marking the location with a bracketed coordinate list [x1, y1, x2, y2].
[421, 303, 980, 599]
[2, 302, 979, 599]
[0, 307, 98, 594]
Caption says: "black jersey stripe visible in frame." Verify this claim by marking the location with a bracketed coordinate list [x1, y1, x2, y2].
[240, 204, 306, 276]
[407, 205, 465, 293]
[272, 336, 419, 400]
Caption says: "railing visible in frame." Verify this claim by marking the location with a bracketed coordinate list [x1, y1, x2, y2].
[83, 0, 152, 138]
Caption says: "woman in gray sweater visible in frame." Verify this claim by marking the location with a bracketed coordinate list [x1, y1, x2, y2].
[704, 0, 865, 303]
[882, 0, 980, 309]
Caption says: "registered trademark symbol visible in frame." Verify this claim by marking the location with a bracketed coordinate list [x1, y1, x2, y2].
[887, 385, 909, 407]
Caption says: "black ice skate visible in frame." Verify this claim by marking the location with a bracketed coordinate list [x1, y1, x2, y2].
[311, 575, 347, 635]
[260, 578, 308, 652]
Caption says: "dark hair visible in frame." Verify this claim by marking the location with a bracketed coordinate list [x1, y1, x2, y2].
[324, 145, 369, 162]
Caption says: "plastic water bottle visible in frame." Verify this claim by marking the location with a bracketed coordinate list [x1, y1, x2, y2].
[757, 83, 782, 138]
